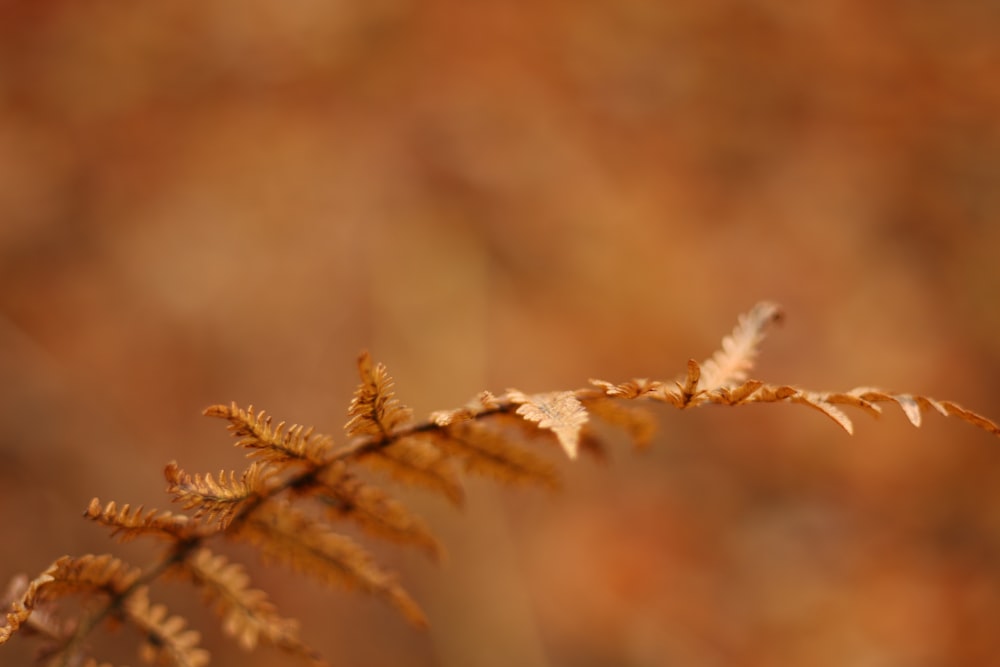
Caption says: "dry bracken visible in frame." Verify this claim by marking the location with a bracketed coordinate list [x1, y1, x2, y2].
[2, 302, 998, 666]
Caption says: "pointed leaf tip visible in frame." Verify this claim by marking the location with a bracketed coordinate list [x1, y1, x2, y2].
[895, 394, 922, 427]
[346, 351, 413, 437]
[698, 301, 784, 392]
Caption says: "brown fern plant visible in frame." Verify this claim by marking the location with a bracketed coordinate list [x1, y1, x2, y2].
[2, 302, 998, 666]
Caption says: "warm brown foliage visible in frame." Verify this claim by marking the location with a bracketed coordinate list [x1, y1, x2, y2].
[2, 303, 998, 666]
[179, 548, 308, 657]
[85, 499, 196, 544]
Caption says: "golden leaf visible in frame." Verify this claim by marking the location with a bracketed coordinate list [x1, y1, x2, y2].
[429, 391, 500, 426]
[85, 499, 197, 543]
[180, 548, 319, 661]
[0, 567, 56, 645]
[345, 352, 413, 437]
[588, 378, 664, 399]
[358, 437, 465, 505]
[124, 587, 209, 667]
[165, 461, 272, 529]
[507, 390, 589, 459]
[237, 502, 427, 627]
[311, 463, 443, 560]
[1, 555, 143, 646]
[697, 301, 783, 392]
[204, 402, 334, 466]
[430, 419, 560, 488]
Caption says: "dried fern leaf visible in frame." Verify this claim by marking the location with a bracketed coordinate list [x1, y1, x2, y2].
[178, 548, 321, 661]
[590, 303, 781, 406]
[429, 420, 561, 489]
[311, 463, 443, 560]
[124, 586, 209, 667]
[913, 396, 1000, 435]
[429, 391, 500, 426]
[345, 351, 413, 438]
[590, 375, 998, 442]
[1, 555, 143, 645]
[837, 390, 1000, 436]
[165, 461, 272, 530]
[43, 554, 142, 599]
[708, 379, 766, 405]
[618, 360, 704, 408]
[589, 378, 665, 399]
[697, 301, 783, 392]
[0, 566, 56, 644]
[672, 359, 704, 407]
[787, 391, 855, 434]
[677, 382, 872, 433]
[357, 437, 465, 505]
[838, 388, 1000, 433]
[507, 390, 589, 459]
[238, 502, 427, 626]
[85, 499, 197, 543]
[204, 403, 333, 466]
[691, 382, 1000, 437]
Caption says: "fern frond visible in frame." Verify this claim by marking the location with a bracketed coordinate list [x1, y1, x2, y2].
[124, 586, 209, 667]
[429, 391, 500, 426]
[204, 403, 333, 466]
[762, 386, 855, 433]
[85, 499, 197, 543]
[358, 437, 465, 505]
[670, 359, 704, 407]
[729, 384, 1000, 436]
[43, 554, 142, 599]
[0, 565, 57, 644]
[1, 555, 142, 645]
[237, 501, 427, 626]
[592, 359, 1000, 439]
[912, 395, 1000, 433]
[587, 378, 664, 399]
[7, 301, 999, 667]
[697, 300, 783, 392]
[707, 379, 767, 405]
[310, 463, 443, 560]
[345, 351, 413, 438]
[430, 420, 561, 489]
[4, 574, 69, 649]
[165, 462, 272, 530]
[178, 548, 320, 662]
[507, 390, 589, 459]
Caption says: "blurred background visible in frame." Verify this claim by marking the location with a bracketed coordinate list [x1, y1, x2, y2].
[2, 1, 1000, 665]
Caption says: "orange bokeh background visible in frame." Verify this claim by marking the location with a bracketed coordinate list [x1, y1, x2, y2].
[2, 2, 1000, 666]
